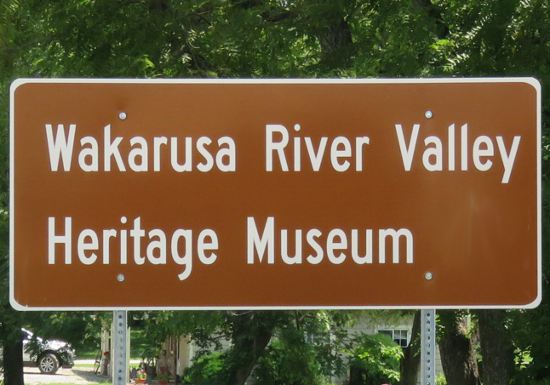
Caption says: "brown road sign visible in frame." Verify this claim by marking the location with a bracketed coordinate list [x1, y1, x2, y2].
[9, 78, 541, 310]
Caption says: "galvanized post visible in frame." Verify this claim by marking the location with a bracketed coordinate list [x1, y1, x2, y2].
[113, 310, 128, 385]
[421, 309, 436, 385]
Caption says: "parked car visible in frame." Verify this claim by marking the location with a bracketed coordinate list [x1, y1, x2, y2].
[22, 328, 75, 374]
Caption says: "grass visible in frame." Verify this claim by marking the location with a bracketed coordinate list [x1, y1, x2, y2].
[73, 363, 97, 368]
[76, 349, 101, 360]
[131, 329, 154, 359]
[76, 329, 152, 360]
[76, 352, 99, 359]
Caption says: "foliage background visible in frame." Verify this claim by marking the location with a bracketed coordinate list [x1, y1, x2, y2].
[0, 0, 549, 384]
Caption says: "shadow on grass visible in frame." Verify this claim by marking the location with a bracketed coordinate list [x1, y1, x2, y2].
[71, 369, 111, 384]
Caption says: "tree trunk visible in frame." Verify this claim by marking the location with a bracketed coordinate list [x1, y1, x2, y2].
[318, 17, 354, 70]
[400, 311, 421, 385]
[226, 311, 276, 385]
[413, 0, 449, 38]
[476, 310, 514, 385]
[438, 311, 480, 385]
[311, 2, 355, 70]
[2, 333, 24, 385]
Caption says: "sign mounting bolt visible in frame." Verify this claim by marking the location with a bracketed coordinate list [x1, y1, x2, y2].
[117, 273, 125, 282]
[425, 272, 433, 281]
[118, 112, 127, 120]
[425, 110, 433, 119]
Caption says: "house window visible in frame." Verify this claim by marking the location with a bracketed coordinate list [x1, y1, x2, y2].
[378, 329, 408, 348]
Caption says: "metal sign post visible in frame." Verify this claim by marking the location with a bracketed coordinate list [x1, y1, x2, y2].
[421, 309, 436, 385]
[113, 311, 128, 385]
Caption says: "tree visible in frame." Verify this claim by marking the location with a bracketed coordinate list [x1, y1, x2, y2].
[0, 5, 22, 374]
[438, 311, 480, 385]
[224, 311, 280, 385]
[399, 311, 420, 385]
[140, 309, 351, 385]
[432, 2, 550, 384]
[347, 333, 402, 385]
[476, 310, 514, 385]
[1, 1, 549, 384]
[1, 325, 23, 385]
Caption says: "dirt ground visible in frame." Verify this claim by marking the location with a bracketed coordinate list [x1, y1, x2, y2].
[3, 359, 144, 384]
[23, 363, 109, 385]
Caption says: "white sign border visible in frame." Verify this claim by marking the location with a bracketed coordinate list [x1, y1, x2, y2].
[9, 77, 542, 311]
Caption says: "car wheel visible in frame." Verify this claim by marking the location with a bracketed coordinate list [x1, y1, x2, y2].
[38, 353, 59, 374]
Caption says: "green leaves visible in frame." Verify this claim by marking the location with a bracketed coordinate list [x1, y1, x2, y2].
[347, 333, 403, 384]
